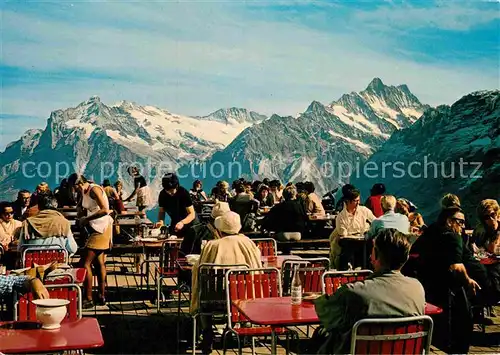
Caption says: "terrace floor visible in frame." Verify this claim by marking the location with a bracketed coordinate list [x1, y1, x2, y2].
[79, 255, 500, 354]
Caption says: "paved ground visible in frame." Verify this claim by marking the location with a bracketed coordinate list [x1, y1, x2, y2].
[80, 255, 500, 354]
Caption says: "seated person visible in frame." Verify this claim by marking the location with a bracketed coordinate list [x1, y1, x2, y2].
[190, 180, 208, 203]
[269, 180, 283, 204]
[367, 195, 410, 238]
[262, 185, 308, 241]
[12, 190, 31, 221]
[418, 207, 499, 306]
[314, 228, 425, 354]
[256, 184, 274, 208]
[17, 193, 78, 256]
[190, 211, 262, 353]
[201, 201, 231, 240]
[0, 201, 22, 251]
[364, 183, 386, 217]
[472, 199, 499, 252]
[304, 181, 325, 216]
[210, 181, 231, 202]
[409, 212, 426, 234]
[0, 275, 49, 299]
[330, 188, 376, 269]
[229, 182, 258, 231]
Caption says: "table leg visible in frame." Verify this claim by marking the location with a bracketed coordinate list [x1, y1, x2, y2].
[271, 328, 277, 355]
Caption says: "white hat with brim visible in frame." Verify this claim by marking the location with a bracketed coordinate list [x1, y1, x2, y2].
[211, 201, 231, 219]
[214, 211, 242, 235]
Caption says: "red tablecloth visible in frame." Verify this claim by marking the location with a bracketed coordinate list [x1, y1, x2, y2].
[0, 318, 104, 353]
[232, 297, 443, 326]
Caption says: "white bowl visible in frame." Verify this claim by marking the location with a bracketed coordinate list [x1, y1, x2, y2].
[33, 299, 70, 330]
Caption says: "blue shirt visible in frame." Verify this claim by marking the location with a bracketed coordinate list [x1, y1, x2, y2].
[0, 275, 30, 297]
[368, 211, 410, 238]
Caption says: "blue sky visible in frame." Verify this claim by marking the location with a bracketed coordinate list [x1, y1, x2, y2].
[1, 0, 499, 150]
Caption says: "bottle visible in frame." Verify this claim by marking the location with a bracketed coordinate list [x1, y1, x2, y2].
[291, 265, 302, 305]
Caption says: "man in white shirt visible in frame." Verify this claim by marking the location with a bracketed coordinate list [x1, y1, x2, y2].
[330, 187, 375, 269]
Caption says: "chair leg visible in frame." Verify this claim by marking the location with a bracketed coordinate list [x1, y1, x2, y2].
[156, 276, 162, 313]
[285, 333, 290, 355]
[192, 315, 197, 355]
[251, 336, 256, 355]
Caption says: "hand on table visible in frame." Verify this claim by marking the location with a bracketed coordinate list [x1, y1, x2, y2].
[30, 278, 50, 299]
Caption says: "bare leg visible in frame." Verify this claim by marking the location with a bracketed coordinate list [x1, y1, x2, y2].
[93, 252, 107, 299]
[82, 248, 98, 302]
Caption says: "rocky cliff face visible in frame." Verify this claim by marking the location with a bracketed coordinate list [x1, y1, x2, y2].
[0, 97, 265, 200]
[351, 90, 500, 221]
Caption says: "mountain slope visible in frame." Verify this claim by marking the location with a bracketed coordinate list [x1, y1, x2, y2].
[351, 90, 500, 221]
[0, 98, 265, 200]
[179, 78, 428, 192]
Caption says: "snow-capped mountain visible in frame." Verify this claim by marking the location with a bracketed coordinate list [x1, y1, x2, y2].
[179, 78, 428, 192]
[351, 90, 500, 221]
[0, 97, 266, 200]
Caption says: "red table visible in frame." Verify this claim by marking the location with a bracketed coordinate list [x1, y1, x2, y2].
[261, 255, 301, 269]
[0, 318, 104, 353]
[232, 297, 443, 354]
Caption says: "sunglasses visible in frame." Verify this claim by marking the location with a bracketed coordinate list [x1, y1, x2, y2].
[452, 218, 466, 226]
[3, 211, 14, 216]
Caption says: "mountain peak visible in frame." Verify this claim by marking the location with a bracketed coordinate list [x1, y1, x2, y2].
[366, 77, 386, 93]
[200, 107, 266, 124]
[305, 100, 326, 114]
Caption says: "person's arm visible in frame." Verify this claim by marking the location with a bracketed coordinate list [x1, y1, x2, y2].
[80, 187, 111, 225]
[124, 179, 140, 202]
[175, 206, 196, 232]
[445, 231, 481, 294]
[0, 275, 49, 299]
[155, 207, 166, 228]
[65, 230, 79, 256]
[335, 211, 349, 237]
[450, 263, 481, 294]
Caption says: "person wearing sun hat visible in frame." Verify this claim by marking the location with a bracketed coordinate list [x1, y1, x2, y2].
[190, 211, 262, 353]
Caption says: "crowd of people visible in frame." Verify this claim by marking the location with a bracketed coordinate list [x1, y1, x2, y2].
[1, 170, 499, 354]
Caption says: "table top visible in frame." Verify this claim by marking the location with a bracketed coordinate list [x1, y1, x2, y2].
[308, 214, 336, 221]
[117, 218, 153, 227]
[339, 234, 366, 241]
[0, 318, 104, 353]
[261, 255, 302, 269]
[117, 211, 147, 219]
[232, 297, 443, 327]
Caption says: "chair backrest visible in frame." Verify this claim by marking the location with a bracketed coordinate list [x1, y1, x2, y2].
[350, 316, 434, 355]
[15, 283, 82, 322]
[252, 238, 277, 257]
[282, 258, 329, 295]
[322, 270, 373, 296]
[22, 245, 69, 268]
[198, 263, 248, 314]
[159, 240, 182, 277]
[225, 267, 281, 328]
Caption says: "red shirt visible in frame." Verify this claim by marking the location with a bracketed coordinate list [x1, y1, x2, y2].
[365, 195, 384, 217]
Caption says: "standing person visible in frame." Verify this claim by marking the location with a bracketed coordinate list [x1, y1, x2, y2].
[102, 179, 123, 213]
[155, 173, 198, 255]
[12, 190, 31, 221]
[124, 166, 151, 212]
[113, 180, 127, 212]
[68, 173, 113, 308]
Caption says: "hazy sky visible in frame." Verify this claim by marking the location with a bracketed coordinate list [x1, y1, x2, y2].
[1, 0, 499, 150]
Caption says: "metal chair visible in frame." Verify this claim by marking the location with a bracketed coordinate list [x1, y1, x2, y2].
[322, 269, 373, 295]
[21, 245, 69, 268]
[191, 263, 249, 355]
[156, 240, 183, 312]
[252, 238, 277, 257]
[281, 257, 329, 296]
[224, 267, 294, 355]
[350, 316, 434, 354]
[14, 283, 82, 322]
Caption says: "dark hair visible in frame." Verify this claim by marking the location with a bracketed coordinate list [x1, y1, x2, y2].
[370, 183, 386, 196]
[38, 192, 58, 210]
[162, 173, 179, 190]
[0, 201, 12, 213]
[67, 173, 88, 186]
[269, 180, 281, 188]
[17, 190, 31, 199]
[303, 181, 315, 194]
[234, 181, 246, 194]
[344, 188, 361, 201]
[438, 206, 463, 225]
[193, 180, 202, 190]
[295, 182, 305, 192]
[103, 179, 111, 187]
[251, 181, 262, 192]
[282, 186, 297, 201]
[374, 228, 411, 270]
[127, 166, 140, 176]
[341, 184, 355, 196]
[263, 178, 270, 185]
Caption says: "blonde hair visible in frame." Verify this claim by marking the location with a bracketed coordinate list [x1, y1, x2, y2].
[477, 199, 500, 222]
[37, 182, 49, 192]
[381, 195, 396, 212]
[441, 193, 461, 209]
[395, 199, 410, 216]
